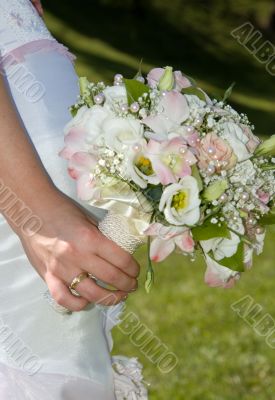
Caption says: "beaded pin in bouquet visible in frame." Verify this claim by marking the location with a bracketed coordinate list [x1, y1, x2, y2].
[60, 66, 275, 291]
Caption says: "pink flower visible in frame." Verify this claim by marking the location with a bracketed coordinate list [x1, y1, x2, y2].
[146, 137, 197, 185]
[197, 133, 237, 172]
[67, 151, 98, 200]
[241, 124, 260, 153]
[147, 68, 191, 91]
[257, 190, 270, 205]
[143, 91, 189, 140]
[144, 223, 195, 262]
[204, 254, 240, 288]
[59, 127, 87, 160]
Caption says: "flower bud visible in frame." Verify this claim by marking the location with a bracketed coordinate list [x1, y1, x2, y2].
[255, 135, 275, 157]
[158, 66, 175, 91]
[203, 179, 229, 201]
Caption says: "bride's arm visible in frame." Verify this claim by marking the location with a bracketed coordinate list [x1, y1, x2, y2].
[0, 78, 62, 216]
[31, 0, 43, 16]
[0, 76, 139, 311]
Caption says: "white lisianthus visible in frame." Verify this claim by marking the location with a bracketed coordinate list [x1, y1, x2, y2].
[64, 105, 111, 143]
[159, 176, 201, 226]
[220, 122, 250, 161]
[125, 140, 160, 189]
[102, 116, 144, 153]
[200, 232, 240, 261]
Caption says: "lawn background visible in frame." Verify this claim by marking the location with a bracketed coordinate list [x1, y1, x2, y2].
[43, 1, 275, 398]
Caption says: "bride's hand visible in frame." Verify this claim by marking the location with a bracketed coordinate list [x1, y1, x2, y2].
[31, 0, 43, 16]
[17, 194, 139, 311]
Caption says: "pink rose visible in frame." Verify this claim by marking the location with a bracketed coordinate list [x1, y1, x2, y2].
[197, 133, 237, 172]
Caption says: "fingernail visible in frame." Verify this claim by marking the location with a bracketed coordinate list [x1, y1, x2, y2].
[122, 295, 128, 301]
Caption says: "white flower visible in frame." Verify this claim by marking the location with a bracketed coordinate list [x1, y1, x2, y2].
[64, 105, 88, 133]
[159, 176, 201, 226]
[103, 85, 128, 111]
[220, 122, 250, 161]
[230, 159, 256, 186]
[204, 254, 240, 288]
[125, 139, 159, 189]
[102, 116, 144, 154]
[255, 231, 266, 255]
[64, 105, 111, 144]
[201, 232, 240, 261]
[185, 94, 207, 108]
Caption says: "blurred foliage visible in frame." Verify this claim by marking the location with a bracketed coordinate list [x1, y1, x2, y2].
[44, 0, 275, 135]
[43, 1, 275, 398]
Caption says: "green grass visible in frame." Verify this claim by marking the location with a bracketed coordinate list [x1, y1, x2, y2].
[43, 2, 275, 398]
[112, 227, 275, 400]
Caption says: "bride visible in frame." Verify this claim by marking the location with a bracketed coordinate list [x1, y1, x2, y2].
[0, 0, 147, 398]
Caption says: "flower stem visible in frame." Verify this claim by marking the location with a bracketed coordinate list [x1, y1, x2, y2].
[145, 212, 156, 293]
[145, 235, 154, 293]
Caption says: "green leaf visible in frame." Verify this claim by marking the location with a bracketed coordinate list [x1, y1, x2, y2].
[202, 179, 229, 202]
[192, 219, 231, 241]
[70, 105, 78, 117]
[181, 86, 207, 102]
[259, 164, 275, 171]
[78, 76, 93, 107]
[239, 209, 248, 218]
[144, 185, 163, 202]
[222, 82, 235, 103]
[192, 165, 203, 192]
[218, 241, 245, 272]
[255, 135, 275, 157]
[259, 209, 275, 225]
[124, 78, 149, 105]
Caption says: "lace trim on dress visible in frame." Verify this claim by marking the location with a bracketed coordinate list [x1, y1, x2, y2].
[2, 39, 76, 63]
[0, 38, 76, 65]
[102, 303, 149, 400]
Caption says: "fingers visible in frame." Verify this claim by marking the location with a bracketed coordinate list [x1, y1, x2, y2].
[49, 251, 138, 293]
[72, 277, 128, 306]
[46, 272, 89, 312]
[95, 234, 140, 278]
[46, 271, 127, 311]
[84, 255, 138, 292]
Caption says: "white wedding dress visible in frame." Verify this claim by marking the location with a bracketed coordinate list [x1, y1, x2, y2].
[0, 1, 147, 399]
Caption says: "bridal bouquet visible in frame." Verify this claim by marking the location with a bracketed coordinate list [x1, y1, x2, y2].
[60, 66, 275, 292]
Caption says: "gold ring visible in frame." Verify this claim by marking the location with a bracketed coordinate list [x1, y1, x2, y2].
[69, 272, 90, 297]
[88, 273, 97, 282]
